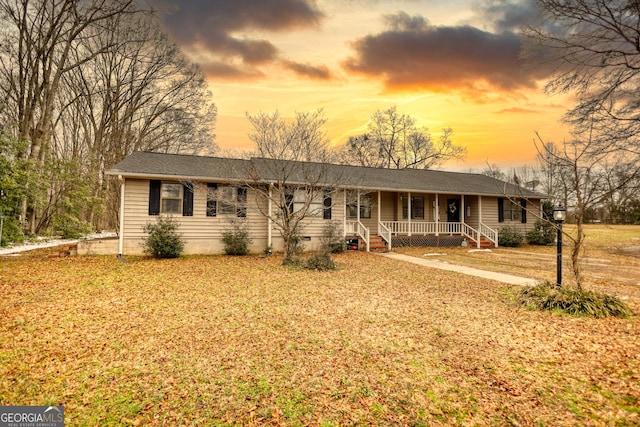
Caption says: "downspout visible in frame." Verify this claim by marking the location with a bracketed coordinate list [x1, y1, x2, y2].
[118, 175, 125, 257]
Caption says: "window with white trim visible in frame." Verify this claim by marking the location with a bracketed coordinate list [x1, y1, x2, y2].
[294, 189, 324, 217]
[161, 183, 182, 214]
[346, 191, 371, 219]
[210, 184, 247, 217]
[401, 196, 425, 219]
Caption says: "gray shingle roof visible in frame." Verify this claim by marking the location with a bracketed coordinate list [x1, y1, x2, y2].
[106, 151, 254, 182]
[107, 151, 544, 198]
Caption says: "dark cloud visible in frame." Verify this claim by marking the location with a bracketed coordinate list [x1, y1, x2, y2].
[282, 60, 332, 80]
[474, 0, 538, 33]
[198, 61, 265, 80]
[160, 0, 324, 70]
[384, 11, 429, 31]
[342, 11, 539, 93]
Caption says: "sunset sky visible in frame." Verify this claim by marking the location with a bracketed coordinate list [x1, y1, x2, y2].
[158, 0, 572, 170]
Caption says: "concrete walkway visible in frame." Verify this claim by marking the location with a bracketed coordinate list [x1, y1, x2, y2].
[378, 252, 538, 286]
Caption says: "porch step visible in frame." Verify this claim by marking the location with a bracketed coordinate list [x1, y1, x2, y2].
[369, 235, 389, 253]
[467, 237, 494, 249]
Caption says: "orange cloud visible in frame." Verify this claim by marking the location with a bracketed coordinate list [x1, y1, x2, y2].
[281, 60, 333, 80]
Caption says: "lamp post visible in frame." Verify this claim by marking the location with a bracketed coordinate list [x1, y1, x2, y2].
[553, 205, 567, 288]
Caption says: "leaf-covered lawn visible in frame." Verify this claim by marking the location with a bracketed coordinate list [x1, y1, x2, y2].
[1, 251, 638, 426]
[397, 224, 640, 301]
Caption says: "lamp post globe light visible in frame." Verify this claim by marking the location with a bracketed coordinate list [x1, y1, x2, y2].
[553, 205, 566, 288]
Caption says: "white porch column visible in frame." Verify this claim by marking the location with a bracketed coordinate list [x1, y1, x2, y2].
[343, 189, 347, 237]
[267, 184, 273, 249]
[118, 175, 125, 256]
[377, 191, 381, 232]
[357, 189, 361, 222]
[461, 195, 465, 225]
[478, 195, 483, 248]
[435, 193, 439, 236]
[407, 192, 412, 236]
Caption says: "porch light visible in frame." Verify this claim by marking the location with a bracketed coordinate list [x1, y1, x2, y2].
[553, 206, 566, 222]
[553, 204, 566, 288]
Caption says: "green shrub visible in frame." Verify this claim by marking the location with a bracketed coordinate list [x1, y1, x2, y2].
[320, 221, 345, 254]
[0, 217, 24, 246]
[526, 219, 556, 245]
[221, 220, 252, 255]
[142, 216, 184, 258]
[304, 252, 337, 271]
[517, 282, 631, 318]
[52, 213, 92, 239]
[498, 225, 524, 247]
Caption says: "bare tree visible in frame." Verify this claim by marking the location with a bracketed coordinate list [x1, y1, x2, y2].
[535, 130, 640, 288]
[522, 0, 640, 155]
[0, 0, 137, 232]
[247, 109, 333, 163]
[245, 110, 340, 264]
[0, 0, 217, 234]
[342, 106, 465, 169]
[57, 8, 217, 229]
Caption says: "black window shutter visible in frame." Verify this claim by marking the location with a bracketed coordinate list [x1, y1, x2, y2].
[498, 198, 504, 223]
[149, 180, 161, 215]
[183, 183, 194, 216]
[520, 199, 527, 223]
[206, 183, 217, 217]
[323, 189, 332, 219]
[237, 185, 247, 217]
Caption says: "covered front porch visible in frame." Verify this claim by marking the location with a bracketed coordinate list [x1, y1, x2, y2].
[342, 190, 498, 252]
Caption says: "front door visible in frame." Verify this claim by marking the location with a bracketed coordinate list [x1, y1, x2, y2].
[447, 198, 460, 222]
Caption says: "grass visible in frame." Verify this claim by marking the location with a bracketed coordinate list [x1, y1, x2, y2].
[1, 237, 639, 425]
[396, 224, 640, 301]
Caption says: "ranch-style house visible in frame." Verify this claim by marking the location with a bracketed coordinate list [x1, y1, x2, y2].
[106, 151, 545, 255]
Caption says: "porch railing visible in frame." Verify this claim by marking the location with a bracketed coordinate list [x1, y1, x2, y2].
[345, 220, 370, 251]
[380, 221, 498, 248]
[479, 223, 498, 247]
[381, 221, 468, 236]
[378, 221, 392, 251]
[460, 223, 479, 246]
[347, 220, 498, 250]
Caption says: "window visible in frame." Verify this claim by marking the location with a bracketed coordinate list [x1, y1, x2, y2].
[294, 188, 324, 217]
[347, 191, 371, 219]
[402, 196, 425, 219]
[498, 198, 525, 222]
[323, 189, 332, 220]
[149, 180, 193, 216]
[160, 183, 182, 214]
[208, 184, 247, 217]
